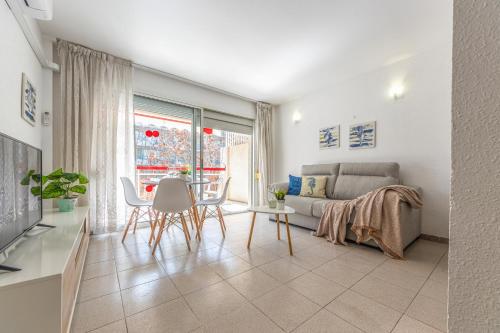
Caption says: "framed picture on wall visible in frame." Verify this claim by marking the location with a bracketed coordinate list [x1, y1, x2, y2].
[349, 121, 376, 149]
[319, 125, 340, 149]
[21, 73, 37, 126]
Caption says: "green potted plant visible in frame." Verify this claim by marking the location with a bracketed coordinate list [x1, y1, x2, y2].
[22, 168, 88, 212]
[179, 165, 192, 181]
[274, 190, 286, 210]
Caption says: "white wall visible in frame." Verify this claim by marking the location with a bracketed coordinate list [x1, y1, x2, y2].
[275, 43, 452, 238]
[0, 1, 44, 149]
[134, 69, 255, 119]
[41, 38, 53, 173]
[449, 1, 500, 331]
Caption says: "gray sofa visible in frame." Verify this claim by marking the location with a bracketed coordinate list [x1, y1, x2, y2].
[269, 162, 422, 249]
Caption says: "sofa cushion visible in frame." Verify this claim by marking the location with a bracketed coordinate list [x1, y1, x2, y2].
[301, 163, 340, 176]
[333, 163, 400, 200]
[287, 175, 302, 195]
[284, 195, 319, 216]
[338, 162, 399, 178]
[324, 175, 338, 199]
[300, 176, 327, 198]
[301, 163, 340, 199]
[311, 199, 333, 218]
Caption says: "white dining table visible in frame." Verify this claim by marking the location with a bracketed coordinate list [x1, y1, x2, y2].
[142, 177, 210, 187]
[142, 177, 211, 241]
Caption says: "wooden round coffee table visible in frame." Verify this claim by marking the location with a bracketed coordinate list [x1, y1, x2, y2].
[247, 206, 296, 256]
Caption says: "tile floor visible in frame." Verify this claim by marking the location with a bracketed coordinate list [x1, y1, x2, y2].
[72, 212, 448, 333]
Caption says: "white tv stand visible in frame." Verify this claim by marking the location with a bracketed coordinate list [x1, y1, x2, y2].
[0, 207, 90, 333]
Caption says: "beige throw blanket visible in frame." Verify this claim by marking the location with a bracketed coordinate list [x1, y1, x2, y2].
[315, 185, 422, 259]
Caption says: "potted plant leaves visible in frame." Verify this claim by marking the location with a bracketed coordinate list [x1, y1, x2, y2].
[179, 165, 192, 181]
[274, 190, 286, 210]
[22, 168, 89, 212]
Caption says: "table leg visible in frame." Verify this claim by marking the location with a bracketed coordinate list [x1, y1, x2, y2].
[247, 212, 257, 249]
[284, 214, 293, 256]
[275, 214, 281, 240]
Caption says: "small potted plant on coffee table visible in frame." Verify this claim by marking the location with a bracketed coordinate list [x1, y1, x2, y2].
[274, 190, 286, 210]
[22, 168, 88, 212]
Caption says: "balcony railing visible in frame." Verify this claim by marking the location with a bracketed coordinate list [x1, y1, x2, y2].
[135, 165, 226, 200]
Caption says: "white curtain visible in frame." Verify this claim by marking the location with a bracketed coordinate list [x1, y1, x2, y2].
[256, 102, 274, 205]
[55, 40, 134, 233]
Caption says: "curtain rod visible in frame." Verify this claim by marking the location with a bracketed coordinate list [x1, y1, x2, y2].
[49, 39, 262, 104]
[132, 63, 258, 104]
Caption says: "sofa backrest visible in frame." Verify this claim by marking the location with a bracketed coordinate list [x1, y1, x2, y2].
[301, 163, 340, 198]
[333, 162, 400, 200]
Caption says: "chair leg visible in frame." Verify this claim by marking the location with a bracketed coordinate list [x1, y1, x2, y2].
[221, 215, 227, 230]
[133, 208, 140, 233]
[152, 213, 167, 255]
[179, 213, 192, 251]
[184, 213, 191, 241]
[200, 206, 207, 230]
[122, 207, 137, 243]
[217, 206, 227, 231]
[216, 206, 226, 238]
[188, 210, 194, 230]
[147, 208, 156, 245]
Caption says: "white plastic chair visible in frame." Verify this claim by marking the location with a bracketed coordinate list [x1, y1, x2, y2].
[150, 178, 193, 254]
[120, 177, 154, 243]
[197, 177, 231, 237]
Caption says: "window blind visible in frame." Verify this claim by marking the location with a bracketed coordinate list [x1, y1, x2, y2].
[134, 95, 195, 119]
[203, 109, 254, 135]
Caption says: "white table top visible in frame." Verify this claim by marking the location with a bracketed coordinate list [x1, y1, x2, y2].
[0, 207, 89, 289]
[248, 205, 295, 214]
[143, 177, 210, 186]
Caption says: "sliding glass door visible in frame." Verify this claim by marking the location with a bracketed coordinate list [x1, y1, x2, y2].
[133, 95, 253, 212]
[201, 110, 254, 214]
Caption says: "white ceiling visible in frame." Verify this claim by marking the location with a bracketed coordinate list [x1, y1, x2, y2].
[39, 0, 452, 104]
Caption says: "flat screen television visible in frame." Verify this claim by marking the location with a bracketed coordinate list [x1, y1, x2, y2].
[0, 132, 42, 253]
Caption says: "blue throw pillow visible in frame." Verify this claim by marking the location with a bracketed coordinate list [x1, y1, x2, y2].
[287, 175, 302, 195]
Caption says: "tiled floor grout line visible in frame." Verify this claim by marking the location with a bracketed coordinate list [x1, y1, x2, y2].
[82, 221, 448, 333]
[111, 235, 280, 330]
[229, 247, 359, 332]
[76, 239, 124, 333]
[216, 264, 287, 332]
[84, 231, 354, 331]
[117, 238, 203, 332]
[390, 250, 448, 333]
[113, 248, 129, 333]
[308, 250, 392, 333]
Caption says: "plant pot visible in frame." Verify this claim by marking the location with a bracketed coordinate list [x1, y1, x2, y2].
[268, 200, 277, 209]
[58, 198, 77, 212]
[179, 174, 191, 181]
[276, 200, 285, 210]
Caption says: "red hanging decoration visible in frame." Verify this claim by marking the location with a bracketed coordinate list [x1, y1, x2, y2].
[152, 130, 160, 137]
[145, 185, 154, 192]
[145, 130, 153, 137]
[203, 128, 213, 135]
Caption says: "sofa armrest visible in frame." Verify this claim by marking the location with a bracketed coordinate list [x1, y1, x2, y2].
[403, 184, 423, 196]
[268, 182, 289, 193]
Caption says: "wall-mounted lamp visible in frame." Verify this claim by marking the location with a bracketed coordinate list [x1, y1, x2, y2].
[292, 111, 302, 124]
[389, 83, 405, 100]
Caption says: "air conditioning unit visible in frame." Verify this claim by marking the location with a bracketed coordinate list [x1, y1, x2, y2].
[18, 0, 53, 20]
